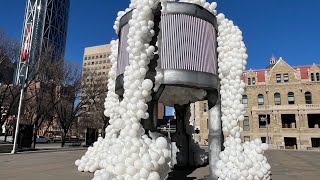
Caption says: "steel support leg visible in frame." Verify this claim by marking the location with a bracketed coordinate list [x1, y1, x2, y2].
[207, 101, 222, 180]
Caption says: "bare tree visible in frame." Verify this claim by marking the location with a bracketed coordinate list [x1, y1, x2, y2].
[0, 29, 20, 130]
[16, 46, 65, 147]
[53, 62, 88, 147]
[78, 69, 109, 138]
[0, 28, 19, 67]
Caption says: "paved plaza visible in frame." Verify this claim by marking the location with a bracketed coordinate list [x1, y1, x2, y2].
[0, 149, 319, 180]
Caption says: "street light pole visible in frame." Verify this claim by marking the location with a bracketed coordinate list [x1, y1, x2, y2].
[261, 116, 269, 144]
[266, 117, 269, 144]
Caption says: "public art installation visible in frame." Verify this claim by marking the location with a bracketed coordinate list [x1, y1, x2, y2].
[75, 0, 271, 179]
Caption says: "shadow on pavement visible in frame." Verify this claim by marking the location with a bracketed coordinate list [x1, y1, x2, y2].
[168, 162, 209, 180]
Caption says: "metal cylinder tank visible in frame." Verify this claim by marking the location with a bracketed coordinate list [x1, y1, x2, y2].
[115, 2, 219, 104]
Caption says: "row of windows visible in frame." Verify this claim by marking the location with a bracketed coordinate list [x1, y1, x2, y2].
[276, 73, 289, 83]
[247, 77, 256, 85]
[84, 60, 110, 66]
[310, 73, 320, 81]
[84, 54, 109, 60]
[247, 72, 320, 85]
[83, 66, 110, 71]
[248, 73, 290, 85]
[242, 91, 313, 106]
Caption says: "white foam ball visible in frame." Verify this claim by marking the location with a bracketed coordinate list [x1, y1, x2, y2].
[114, 164, 126, 175]
[155, 137, 168, 149]
[142, 79, 153, 90]
[147, 172, 160, 180]
[139, 168, 150, 179]
[126, 166, 137, 176]
[134, 159, 143, 169]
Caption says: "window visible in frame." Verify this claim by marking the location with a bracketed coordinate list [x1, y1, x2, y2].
[92, 56, 95, 59]
[259, 114, 270, 128]
[84, 57, 87, 60]
[248, 78, 251, 85]
[100, 55, 103, 58]
[243, 116, 250, 131]
[244, 136, 250, 142]
[88, 57, 91, 60]
[103, 60, 106, 63]
[311, 73, 315, 81]
[261, 137, 271, 143]
[99, 61, 102, 64]
[84, 63, 87, 66]
[274, 93, 281, 105]
[91, 62, 94, 65]
[288, 92, 295, 104]
[276, 74, 281, 83]
[317, 73, 320, 81]
[281, 114, 296, 128]
[305, 92, 312, 104]
[96, 55, 99, 59]
[103, 54, 107, 58]
[258, 94, 264, 105]
[252, 77, 256, 85]
[242, 95, 248, 108]
[103, 66, 106, 69]
[204, 103, 207, 112]
[283, 73, 289, 82]
[107, 60, 111, 63]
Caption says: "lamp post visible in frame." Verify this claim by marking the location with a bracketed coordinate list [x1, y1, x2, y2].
[261, 116, 269, 144]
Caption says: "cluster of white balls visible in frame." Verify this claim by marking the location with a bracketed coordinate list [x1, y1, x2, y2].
[76, 1, 175, 180]
[178, 0, 271, 179]
[179, 0, 218, 15]
[158, 86, 207, 106]
[214, 14, 271, 180]
[76, 0, 271, 179]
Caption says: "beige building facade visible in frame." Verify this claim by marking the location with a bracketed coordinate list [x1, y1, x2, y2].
[82, 44, 112, 80]
[80, 44, 112, 133]
[195, 57, 320, 149]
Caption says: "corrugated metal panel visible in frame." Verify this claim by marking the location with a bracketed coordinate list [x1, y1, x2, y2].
[160, 14, 217, 74]
[117, 24, 130, 76]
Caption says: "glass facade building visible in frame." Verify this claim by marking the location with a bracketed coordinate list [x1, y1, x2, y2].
[21, 0, 70, 74]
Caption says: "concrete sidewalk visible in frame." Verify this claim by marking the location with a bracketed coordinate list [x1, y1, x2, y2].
[0, 150, 319, 180]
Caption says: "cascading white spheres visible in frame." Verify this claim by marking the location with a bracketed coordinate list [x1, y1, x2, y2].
[76, 0, 271, 180]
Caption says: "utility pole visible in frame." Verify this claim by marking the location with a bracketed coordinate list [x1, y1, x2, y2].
[11, 0, 38, 154]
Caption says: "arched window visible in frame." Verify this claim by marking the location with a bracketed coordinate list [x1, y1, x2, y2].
[258, 94, 264, 105]
[252, 77, 256, 85]
[316, 73, 320, 81]
[248, 78, 251, 85]
[311, 73, 315, 81]
[274, 93, 281, 105]
[242, 95, 248, 108]
[305, 92, 312, 104]
[288, 92, 295, 104]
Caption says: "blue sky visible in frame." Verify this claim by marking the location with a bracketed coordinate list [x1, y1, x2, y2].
[0, 0, 320, 70]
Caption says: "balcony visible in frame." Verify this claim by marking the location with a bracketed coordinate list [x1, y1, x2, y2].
[252, 104, 320, 111]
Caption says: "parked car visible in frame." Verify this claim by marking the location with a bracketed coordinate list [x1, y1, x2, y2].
[36, 136, 51, 143]
[53, 135, 62, 142]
